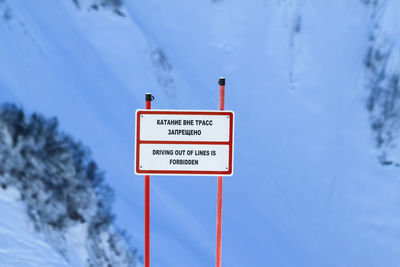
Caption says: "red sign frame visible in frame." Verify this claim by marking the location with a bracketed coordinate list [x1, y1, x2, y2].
[135, 110, 234, 176]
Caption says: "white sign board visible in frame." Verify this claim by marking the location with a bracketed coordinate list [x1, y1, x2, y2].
[135, 110, 234, 176]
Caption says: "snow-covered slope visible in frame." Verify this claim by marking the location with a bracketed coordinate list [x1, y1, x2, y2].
[0, 187, 68, 266]
[0, 104, 138, 266]
[1, 0, 400, 266]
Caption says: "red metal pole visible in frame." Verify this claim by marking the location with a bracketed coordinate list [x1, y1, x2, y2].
[216, 77, 225, 267]
[145, 93, 152, 267]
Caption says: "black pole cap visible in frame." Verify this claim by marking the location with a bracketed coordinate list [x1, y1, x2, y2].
[145, 93, 154, 101]
[218, 77, 225, 86]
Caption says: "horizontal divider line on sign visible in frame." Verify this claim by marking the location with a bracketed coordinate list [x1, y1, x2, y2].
[139, 141, 231, 145]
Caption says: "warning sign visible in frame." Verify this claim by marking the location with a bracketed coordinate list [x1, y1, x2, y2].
[135, 110, 234, 176]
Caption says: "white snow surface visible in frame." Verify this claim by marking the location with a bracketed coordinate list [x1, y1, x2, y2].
[0, 0, 400, 266]
[0, 187, 68, 267]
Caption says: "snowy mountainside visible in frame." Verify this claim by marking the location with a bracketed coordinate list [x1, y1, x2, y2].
[362, 0, 400, 166]
[0, 187, 68, 267]
[1, 0, 400, 266]
[0, 104, 138, 266]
